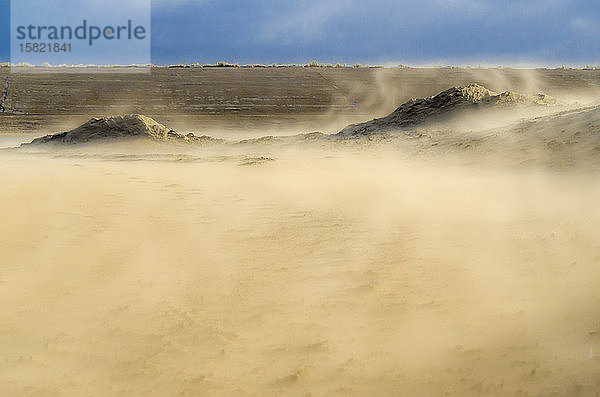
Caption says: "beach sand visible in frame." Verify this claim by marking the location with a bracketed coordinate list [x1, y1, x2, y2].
[1, 146, 600, 395]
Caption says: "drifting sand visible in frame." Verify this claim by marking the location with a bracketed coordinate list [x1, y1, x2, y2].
[2, 80, 600, 395]
[1, 141, 600, 396]
[338, 84, 558, 136]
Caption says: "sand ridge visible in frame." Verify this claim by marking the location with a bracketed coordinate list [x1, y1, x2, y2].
[24, 115, 223, 146]
[338, 84, 557, 136]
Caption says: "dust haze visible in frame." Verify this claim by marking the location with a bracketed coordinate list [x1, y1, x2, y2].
[2, 67, 600, 396]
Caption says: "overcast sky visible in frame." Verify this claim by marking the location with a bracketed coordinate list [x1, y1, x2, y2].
[1, 0, 599, 66]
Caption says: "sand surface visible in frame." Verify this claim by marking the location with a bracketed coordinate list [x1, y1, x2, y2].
[3, 68, 600, 395]
[2, 144, 600, 396]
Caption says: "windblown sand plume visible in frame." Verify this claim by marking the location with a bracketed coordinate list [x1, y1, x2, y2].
[338, 84, 557, 136]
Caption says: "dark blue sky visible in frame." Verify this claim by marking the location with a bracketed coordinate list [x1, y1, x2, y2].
[2, 0, 599, 66]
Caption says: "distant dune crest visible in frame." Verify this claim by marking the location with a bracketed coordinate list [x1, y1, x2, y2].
[339, 84, 557, 136]
[24, 115, 220, 145]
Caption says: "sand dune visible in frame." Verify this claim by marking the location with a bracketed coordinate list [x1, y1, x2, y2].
[338, 84, 559, 136]
[25, 115, 222, 146]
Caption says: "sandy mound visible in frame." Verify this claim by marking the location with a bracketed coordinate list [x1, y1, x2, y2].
[338, 84, 557, 136]
[24, 115, 220, 146]
[496, 105, 600, 160]
[338, 103, 600, 167]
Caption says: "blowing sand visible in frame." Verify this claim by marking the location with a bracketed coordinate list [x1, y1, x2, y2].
[1, 145, 600, 395]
